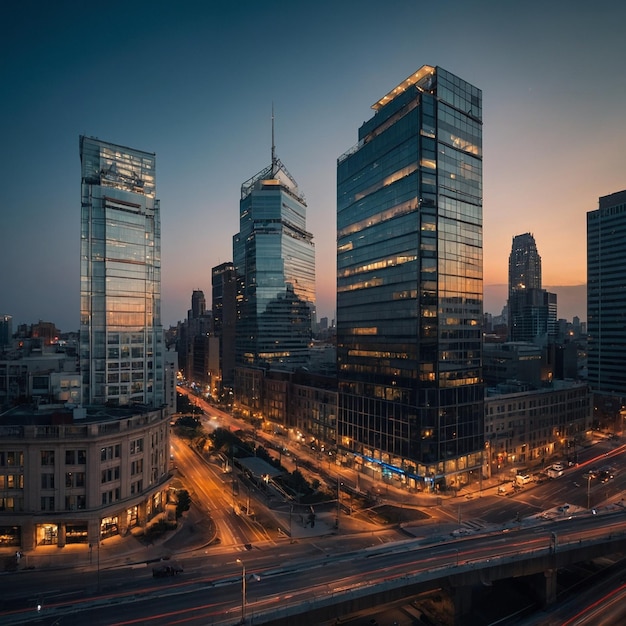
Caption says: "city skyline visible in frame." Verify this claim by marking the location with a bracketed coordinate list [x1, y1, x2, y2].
[2, 1, 625, 331]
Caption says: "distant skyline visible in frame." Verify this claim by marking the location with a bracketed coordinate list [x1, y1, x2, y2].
[2, 1, 625, 331]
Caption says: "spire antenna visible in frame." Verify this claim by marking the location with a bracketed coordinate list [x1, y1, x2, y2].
[271, 103, 276, 175]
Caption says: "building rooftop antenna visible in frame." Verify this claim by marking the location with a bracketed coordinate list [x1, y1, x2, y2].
[271, 103, 276, 177]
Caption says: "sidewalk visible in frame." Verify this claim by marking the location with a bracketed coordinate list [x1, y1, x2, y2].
[10, 504, 214, 574]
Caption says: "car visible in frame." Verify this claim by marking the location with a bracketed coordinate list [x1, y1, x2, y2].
[552, 463, 564, 472]
[152, 563, 184, 578]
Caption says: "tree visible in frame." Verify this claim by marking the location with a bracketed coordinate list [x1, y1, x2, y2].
[176, 489, 191, 519]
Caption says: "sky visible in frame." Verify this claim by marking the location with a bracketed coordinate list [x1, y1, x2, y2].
[1, 0, 625, 332]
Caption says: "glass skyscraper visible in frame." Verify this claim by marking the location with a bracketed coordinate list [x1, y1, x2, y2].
[508, 233, 557, 343]
[509, 233, 542, 293]
[587, 189, 626, 397]
[336, 66, 483, 491]
[233, 146, 316, 370]
[212, 262, 237, 391]
[79, 136, 164, 407]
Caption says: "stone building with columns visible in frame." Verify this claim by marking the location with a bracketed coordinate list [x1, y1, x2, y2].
[0, 403, 171, 552]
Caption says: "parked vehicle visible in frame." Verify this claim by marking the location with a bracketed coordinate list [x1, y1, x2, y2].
[546, 466, 563, 479]
[515, 474, 532, 486]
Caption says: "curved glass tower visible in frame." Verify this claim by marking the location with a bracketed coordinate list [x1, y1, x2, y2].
[80, 136, 164, 407]
[337, 66, 483, 491]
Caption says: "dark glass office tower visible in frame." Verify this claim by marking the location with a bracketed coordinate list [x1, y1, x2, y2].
[212, 262, 237, 391]
[509, 233, 541, 292]
[190, 289, 206, 319]
[508, 233, 557, 343]
[587, 189, 626, 397]
[80, 136, 164, 407]
[233, 145, 316, 370]
[337, 66, 483, 491]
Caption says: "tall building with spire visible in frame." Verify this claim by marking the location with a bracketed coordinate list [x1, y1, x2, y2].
[79, 136, 164, 407]
[337, 66, 483, 491]
[233, 116, 316, 370]
[507, 233, 556, 343]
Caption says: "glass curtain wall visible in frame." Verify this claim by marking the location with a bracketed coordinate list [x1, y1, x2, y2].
[233, 162, 316, 370]
[80, 136, 164, 407]
[587, 191, 626, 397]
[337, 66, 483, 490]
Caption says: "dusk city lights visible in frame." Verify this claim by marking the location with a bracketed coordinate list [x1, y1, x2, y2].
[2, 2, 626, 625]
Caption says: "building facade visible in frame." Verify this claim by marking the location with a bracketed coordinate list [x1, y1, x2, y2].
[79, 136, 164, 408]
[0, 405, 171, 551]
[587, 190, 626, 400]
[507, 233, 557, 344]
[336, 66, 484, 491]
[212, 262, 237, 395]
[0, 315, 12, 350]
[485, 381, 592, 477]
[233, 142, 316, 371]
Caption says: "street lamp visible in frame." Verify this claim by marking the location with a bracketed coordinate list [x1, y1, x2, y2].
[236, 558, 246, 623]
[587, 473, 592, 510]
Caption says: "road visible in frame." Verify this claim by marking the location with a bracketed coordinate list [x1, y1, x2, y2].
[171, 435, 271, 546]
[3, 389, 624, 625]
[3, 508, 625, 625]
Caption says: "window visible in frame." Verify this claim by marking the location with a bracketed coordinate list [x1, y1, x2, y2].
[101, 467, 120, 484]
[41, 473, 55, 489]
[65, 472, 86, 489]
[131, 459, 144, 475]
[101, 489, 120, 505]
[41, 451, 55, 466]
[65, 449, 86, 465]
[41, 496, 55, 511]
[1, 451, 24, 467]
[100, 445, 121, 461]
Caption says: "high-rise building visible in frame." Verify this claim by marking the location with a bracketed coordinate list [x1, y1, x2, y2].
[190, 289, 206, 319]
[336, 65, 484, 491]
[79, 136, 164, 407]
[177, 290, 214, 387]
[233, 131, 316, 370]
[212, 262, 237, 393]
[0, 314, 12, 350]
[507, 233, 557, 344]
[587, 189, 626, 398]
[508, 233, 542, 293]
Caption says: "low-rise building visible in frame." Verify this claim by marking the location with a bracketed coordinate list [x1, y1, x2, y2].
[485, 381, 592, 477]
[0, 404, 171, 552]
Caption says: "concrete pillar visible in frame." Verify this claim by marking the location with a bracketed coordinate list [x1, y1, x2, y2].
[89, 518, 100, 545]
[58, 522, 66, 548]
[452, 584, 473, 624]
[138, 500, 147, 527]
[21, 520, 35, 551]
[530, 569, 558, 607]
[543, 569, 557, 606]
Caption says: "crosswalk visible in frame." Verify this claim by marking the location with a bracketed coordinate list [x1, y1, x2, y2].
[461, 519, 487, 532]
